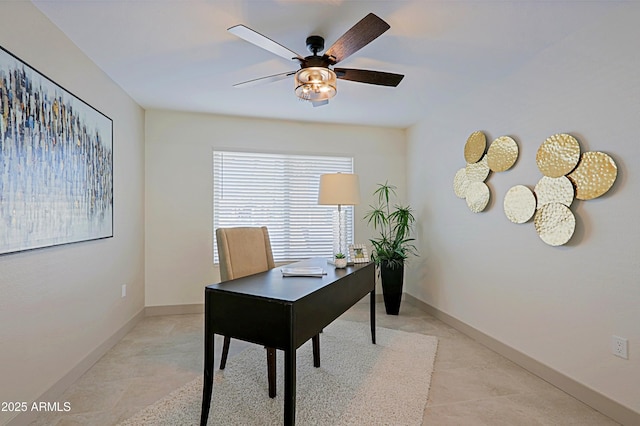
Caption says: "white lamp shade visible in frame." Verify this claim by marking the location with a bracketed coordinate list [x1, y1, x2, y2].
[318, 173, 361, 205]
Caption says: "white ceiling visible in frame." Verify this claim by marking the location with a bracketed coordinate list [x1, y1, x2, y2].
[33, 0, 621, 128]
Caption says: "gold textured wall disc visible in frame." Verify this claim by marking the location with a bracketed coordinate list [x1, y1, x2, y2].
[534, 203, 576, 246]
[465, 155, 490, 182]
[454, 168, 470, 199]
[503, 185, 536, 224]
[487, 136, 518, 172]
[536, 133, 581, 178]
[464, 131, 487, 164]
[567, 151, 618, 200]
[534, 176, 574, 209]
[466, 181, 490, 213]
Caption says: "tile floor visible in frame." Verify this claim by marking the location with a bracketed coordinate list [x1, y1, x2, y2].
[29, 299, 619, 425]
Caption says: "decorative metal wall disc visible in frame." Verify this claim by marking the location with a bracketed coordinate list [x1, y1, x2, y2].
[454, 168, 470, 199]
[487, 136, 518, 172]
[464, 131, 487, 164]
[503, 185, 536, 224]
[534, 203, 576, 246]
[536, 133, 581, 178]
[465, 155, 490, 182]
[466, 181, 490, 213]
[567, 151, 617, 200]
[534, 176, 574, 209]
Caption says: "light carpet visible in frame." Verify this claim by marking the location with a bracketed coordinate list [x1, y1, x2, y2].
[120, 320, 438, 425]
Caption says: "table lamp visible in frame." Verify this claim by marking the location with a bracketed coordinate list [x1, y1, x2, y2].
[318, 173, 361, 259]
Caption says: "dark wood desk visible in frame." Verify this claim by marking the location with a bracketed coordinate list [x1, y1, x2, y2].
[200, 258, 376, 426]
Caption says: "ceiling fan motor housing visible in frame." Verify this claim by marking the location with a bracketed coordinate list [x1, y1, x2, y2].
[302, 36, 337, 68]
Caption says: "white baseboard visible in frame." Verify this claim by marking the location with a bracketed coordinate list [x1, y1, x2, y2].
[7, 308, 145, 426]
[403, 294, 640, 426]
[144, 303, 204, 316]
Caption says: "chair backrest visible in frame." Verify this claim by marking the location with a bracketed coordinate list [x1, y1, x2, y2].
[216, 226, 276, 281]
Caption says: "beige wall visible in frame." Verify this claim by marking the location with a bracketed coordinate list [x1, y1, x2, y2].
[0, 3, 146, 424]
[144, 110, 406, 307]
[405, 3, 639, 415]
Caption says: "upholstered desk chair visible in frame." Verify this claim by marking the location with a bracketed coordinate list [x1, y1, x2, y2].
[216, 226, 320, 398]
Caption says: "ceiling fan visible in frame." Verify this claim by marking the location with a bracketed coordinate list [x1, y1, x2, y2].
[228, 13, 404, 107]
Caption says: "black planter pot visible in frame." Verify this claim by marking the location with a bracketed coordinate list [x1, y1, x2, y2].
[380, 261, 404, 315]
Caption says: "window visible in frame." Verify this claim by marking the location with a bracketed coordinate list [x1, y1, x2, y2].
[213, 150, 354, 263]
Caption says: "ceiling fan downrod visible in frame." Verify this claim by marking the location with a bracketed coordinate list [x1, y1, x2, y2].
[305, 35, 325, 56]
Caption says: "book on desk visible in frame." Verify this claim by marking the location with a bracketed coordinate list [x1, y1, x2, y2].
[281, 267, 327, 277]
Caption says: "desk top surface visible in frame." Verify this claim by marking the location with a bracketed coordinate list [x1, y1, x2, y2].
[206, 258, 373, 302]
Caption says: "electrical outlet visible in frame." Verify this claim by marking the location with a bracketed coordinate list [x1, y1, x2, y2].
[612, 335, 628, 359]
[121, 284, 127, 298]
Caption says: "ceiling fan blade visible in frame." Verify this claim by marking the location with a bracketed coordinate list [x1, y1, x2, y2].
[228, 25, 303, 61]
[312, 100, 329, 107]
[334, 68, 404, 87]
[324, 13, 390, 64]
[233, 71, 297, 88]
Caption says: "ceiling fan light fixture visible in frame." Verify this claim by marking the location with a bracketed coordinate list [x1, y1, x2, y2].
[294, 67, 337, 102]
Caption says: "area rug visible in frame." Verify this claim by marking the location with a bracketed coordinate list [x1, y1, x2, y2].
[120, 320, 438, 425]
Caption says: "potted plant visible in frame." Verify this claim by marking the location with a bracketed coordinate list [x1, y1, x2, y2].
[334, 252, 347, 268]
[364, 182, 417, 315]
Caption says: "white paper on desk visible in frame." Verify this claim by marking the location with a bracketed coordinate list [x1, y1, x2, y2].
[281, 267, 327, 277]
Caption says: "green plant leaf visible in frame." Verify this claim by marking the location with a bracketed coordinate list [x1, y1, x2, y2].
[364, 182, 418, 267]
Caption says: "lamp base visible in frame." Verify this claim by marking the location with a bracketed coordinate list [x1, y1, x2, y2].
[331, 207, 348, 257]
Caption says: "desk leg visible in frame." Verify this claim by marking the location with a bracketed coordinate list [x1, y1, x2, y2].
[200, 303, 214, 426]
[312, 334, 320, 368]
[370, 289, 376, 344]
[284, 348, 297, 426]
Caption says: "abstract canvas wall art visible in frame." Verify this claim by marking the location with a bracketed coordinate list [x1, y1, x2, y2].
[0, 46, 113, 255]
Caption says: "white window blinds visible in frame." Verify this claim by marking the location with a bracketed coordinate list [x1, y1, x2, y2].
[213, 150, 354, 263]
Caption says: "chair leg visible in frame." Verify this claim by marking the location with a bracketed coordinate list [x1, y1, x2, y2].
[220, 336, 231, 370]
[267, 347, 277, 398]
[312, 334, 320, 368]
